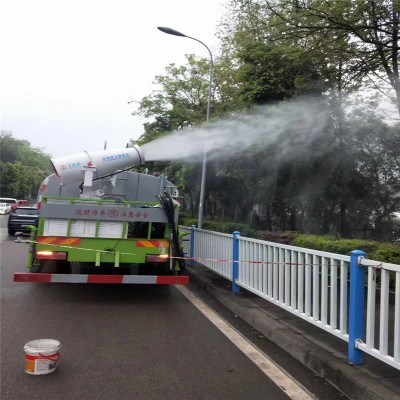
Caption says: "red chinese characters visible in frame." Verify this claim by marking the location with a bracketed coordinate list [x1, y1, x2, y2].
[74, 208, 150, 220]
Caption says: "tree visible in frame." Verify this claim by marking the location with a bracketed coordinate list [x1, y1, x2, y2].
[134, 55, 219, 134]
[0, 131, 51, 199]
[129, 4, 399, 240]
[132, 54, 246, 218]
[231, 0, 400, 116]
[348, 111, 400, 239]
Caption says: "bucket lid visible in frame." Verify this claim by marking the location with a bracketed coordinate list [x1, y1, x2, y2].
[24, 339, 61, 353]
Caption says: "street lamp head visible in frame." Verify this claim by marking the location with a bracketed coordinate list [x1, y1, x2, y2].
[157, 26, 186, 37]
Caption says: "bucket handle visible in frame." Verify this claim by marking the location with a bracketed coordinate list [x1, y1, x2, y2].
[38, 353, 60, 362]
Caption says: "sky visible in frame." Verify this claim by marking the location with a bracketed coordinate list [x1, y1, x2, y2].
[1, 0, 227, 158]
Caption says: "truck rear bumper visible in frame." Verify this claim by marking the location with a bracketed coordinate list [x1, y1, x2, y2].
[14, 273, 189, 285]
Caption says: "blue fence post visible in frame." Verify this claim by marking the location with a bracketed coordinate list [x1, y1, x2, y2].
[232, 231, 240, 293]
[348, 249, 367, 365]
[190, 225, 196, 263]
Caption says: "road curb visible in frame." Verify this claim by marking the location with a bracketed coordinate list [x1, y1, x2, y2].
[186, 264, 400, 400]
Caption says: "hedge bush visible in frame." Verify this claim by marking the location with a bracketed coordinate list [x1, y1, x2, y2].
[370, 244, 400, 265]
[179, 216, 258, 238]
[292, 235, 379, 255]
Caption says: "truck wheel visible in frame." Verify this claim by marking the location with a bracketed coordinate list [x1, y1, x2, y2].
[30, 262, 43, 273]
[71, 262, 82, 274]
[30, 261, 59, 273]
[128, 264, 139, 275]
[57, 261, 71, 274]
[157, 262, 171, 275]
[41, 261, 58, 273]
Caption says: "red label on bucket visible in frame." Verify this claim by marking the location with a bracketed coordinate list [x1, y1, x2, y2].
[25, 353, 59, 361]
[25, 353, 60, 374]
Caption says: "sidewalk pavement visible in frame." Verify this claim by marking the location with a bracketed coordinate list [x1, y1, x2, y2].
[185, 263, 400, 400]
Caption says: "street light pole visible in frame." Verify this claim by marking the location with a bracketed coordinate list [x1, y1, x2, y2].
[157, 26, 214, 229]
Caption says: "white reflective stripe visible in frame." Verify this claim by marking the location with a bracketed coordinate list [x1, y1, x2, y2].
[51, 274, 88, 283]
[122, 275, 157, 284]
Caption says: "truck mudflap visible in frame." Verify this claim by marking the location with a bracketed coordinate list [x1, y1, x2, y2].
[13, 273, 189, 285]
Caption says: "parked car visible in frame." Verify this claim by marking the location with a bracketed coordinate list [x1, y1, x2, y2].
[7, 206, 39, 235]
[10, 199, 30, 210]
[0, 203, 12, 215]
[0, 198, 17, 209]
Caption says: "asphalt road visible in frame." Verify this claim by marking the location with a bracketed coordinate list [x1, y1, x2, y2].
[0, 215, 292, 400]
[0, 215, 345, 400]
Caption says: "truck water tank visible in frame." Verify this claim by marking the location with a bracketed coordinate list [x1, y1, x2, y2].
[50, 145, 145, 185]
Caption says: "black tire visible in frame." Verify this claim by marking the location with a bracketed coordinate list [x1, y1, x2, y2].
[71, 262, 82, 274]
[41, 261, 59, 273]
[155, 262, 172, 275]
[8, 229, 15, 236]
[57, 261, 71, 274]
[30, 260, 58, 273]
[128, 263, 139, 275]
[30, 261, 44, 273]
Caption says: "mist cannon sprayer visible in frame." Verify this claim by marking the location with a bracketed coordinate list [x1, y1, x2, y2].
[50, 145, 145, 186]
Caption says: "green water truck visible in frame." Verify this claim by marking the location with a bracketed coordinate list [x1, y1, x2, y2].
[23, 146, 187, 281]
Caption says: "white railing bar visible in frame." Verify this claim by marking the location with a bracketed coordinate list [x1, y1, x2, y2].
[298, 253, 305, 313]
[273, 247, 279, 300]
[379, 270, 390, 356]
[330, 259, 338, 330]
[262, 245, 268, 295]
[395, 272, 400, 362]
[313, 255, 320, 321]
[305, 254, 312, 317]
[291, 250, 297, 309]
[340, 260, 348, 334]
[366, 268, 376, 349]
[321, 256, 329, 325]
[285, 249, 291, 305]
[279, 248, 285, 303]
[267, 245, 273, 297]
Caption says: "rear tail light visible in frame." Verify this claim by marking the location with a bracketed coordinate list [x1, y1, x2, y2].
[146, 254, 169, 263]
[35, 251, 67, 260]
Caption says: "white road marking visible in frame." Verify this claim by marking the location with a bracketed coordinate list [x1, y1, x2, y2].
[176, 285, 316, 400]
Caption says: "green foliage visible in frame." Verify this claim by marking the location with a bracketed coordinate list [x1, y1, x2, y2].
[133, 55, 220, 138]
[234, 36, 328, 104]
[221, 222, 258, 238]
[258, 231, 298, 245]
[257, 0, 400, 114]
[131, 1, 400, 242]
[292, 234, 379, 255]
[179, 214, 258, 237]
[0, 131, 51, 199]
[371, 245, 400, 266]
[290, 234, 400, 264]
[179, 215, 197, 228]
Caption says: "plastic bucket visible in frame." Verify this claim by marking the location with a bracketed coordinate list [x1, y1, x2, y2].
[24, 339, 61, 375]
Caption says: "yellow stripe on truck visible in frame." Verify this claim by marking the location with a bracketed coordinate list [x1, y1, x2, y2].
[136, 240, 169, 248]
[38, 237, 81, 245]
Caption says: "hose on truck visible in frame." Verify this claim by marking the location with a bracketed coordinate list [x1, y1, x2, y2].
[158, 191, 185, 272]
